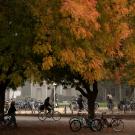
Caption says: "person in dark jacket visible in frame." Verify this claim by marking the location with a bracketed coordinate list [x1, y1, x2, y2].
[77, 95, 84, 112]
[44, 97, 52, 113]
[8, 101, 17, 127]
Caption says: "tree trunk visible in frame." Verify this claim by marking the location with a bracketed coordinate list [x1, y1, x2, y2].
[87, 80, 98, 118]
[0, 84, 6, 121]
[76, 80, 98, 118]
[88, 98, 95, 118]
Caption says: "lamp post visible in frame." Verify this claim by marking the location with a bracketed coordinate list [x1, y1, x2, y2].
[53, 83, 57, 107]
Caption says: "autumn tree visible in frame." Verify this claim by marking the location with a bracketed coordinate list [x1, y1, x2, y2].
[1, 0, 135, 119]
[0, 0, 41, 118]
[30, 0, 102, 118]
[30, 0, 135, 117]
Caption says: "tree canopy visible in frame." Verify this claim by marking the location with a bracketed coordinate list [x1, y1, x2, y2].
[0, 0, 41, 90]
[0, 0, 135, 118]
[30, 0, 135, 85]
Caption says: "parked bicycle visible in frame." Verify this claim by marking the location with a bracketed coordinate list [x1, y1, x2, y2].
[118, 99, 135, 112]
[70, 97, 99, 112]
[0, 114, 16, 129]
[99, 112, 124, 132]
[69, 113, 102, 132]
[38, 105, 61, 121]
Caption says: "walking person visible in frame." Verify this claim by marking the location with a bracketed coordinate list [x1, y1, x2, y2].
[8, 101, 17, 127]
[107, 94, 114, 113]
[77, 95, 84, 112]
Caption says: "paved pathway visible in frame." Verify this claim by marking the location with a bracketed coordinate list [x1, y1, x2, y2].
[0, 116, 135, 135]
[1, 116, 135, 135]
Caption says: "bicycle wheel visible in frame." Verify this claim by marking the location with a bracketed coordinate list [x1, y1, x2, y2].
[38, 111, 46, 121]
[70, 119, 81, 132]
[112, 119, 124, 132]
[52, 111, 61, 121]
[69, 117, 79, 125]
[88, 119, 102, 132]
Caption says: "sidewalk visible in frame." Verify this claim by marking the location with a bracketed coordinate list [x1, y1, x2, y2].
[16, 107, 135, 119]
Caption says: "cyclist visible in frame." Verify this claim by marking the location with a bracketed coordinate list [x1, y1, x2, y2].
[8, 101, 17, 127]
[44, 97, 52, 113]
[77, 95, 84, 112]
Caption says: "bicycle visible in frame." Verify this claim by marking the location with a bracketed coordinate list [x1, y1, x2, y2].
[38, 106, 61, 121]
[99, 112, 124, 132]
[69, 113, 102, 132]
[0, 114, 16, 129]
[70, 101, 99, 112]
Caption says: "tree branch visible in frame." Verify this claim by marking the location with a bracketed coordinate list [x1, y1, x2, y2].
[81, 79, 92, 95]
[76, 85, 88, 98]
[93, 80, 98, 94]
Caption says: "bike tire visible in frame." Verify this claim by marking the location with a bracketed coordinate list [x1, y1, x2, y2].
[52, 111, 61, 121]
[70, 119, 81, 132]
[112, 119, 124, 132]
[88, 119, 102, 132]
[38, 111, 46, 121]
[69, 117, 79, 125]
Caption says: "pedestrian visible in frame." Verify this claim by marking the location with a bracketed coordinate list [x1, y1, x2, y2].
[77, 95, 84, 112]
[8, 101, 17, 127]
[107, 94, 114, 112]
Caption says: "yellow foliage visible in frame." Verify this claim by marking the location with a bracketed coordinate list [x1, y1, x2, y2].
[128, 79, 135, 86]
[129, 3, 135, 15]
[88, 58, 103, 69]
[59, 49, 75, 64]
[61, 0, 100, 38]
[125, 44, 135, 63]
[42, 56, 53, 70]
[33, 43, 52, 55]
[75, 48, 86, 59]
[117, 23, 132, 40]
[83, 67, 105, 81]
[71, 26, 93, 39]
[72, 62, 86, 73]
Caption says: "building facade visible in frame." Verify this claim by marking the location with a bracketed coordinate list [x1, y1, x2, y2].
[6, 80, 135, 102]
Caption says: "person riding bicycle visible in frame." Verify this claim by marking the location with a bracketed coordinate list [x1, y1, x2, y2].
[8, 101, 17, 127]
[44, 97, 52, 113]
[77, 95, 84, 112]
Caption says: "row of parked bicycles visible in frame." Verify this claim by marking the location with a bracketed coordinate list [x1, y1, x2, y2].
[4, 97, 135, 115]
[118, 99, 135, 112]
[5, 97, 98, 114]
[69, 97, 99, 112]
[4, 98, 43, 114]
[69, 112, 124, 132]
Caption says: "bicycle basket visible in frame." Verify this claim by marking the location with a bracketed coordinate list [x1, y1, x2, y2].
[39, 105, 44, 111]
